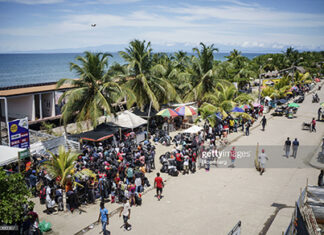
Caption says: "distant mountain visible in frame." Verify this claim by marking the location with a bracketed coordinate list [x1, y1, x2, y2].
[6, 42, 286, 54]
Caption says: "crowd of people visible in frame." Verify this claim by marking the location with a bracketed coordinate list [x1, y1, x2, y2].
[2, 79, 321, 234]
[1, 132, 161, 234]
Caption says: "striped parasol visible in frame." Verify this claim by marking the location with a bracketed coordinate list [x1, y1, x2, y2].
[156, 108, 180, 118]
[175, 106, 197, 116]
[240, 104, 251, 109]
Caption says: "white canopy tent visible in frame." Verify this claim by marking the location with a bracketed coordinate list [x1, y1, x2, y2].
[182, 125, 203, 134]
[171, 102, 197, 108]
[0, 145, 26, 166]
[112, 110, 147, 129]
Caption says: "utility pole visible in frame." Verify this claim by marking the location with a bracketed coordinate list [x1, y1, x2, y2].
[258, 68, 262, 103]
[258, 58, 272, 103]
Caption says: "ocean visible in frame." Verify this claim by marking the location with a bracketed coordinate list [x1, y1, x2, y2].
[0, 52, 263, 88]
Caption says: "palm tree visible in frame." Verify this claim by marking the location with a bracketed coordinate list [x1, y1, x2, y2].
[57, 52, 122, 129]
[202, 83, 253, 112]
[226, 49, 242, 62]
[283, 47, 299, 67]
[196, 102, 220, 127]
[119, 39, 179, 111]
[294, 72, 312, 85]
[172, 50, 190, 72]
[184, 43, 222, 102]
[43, 146, 79, 187]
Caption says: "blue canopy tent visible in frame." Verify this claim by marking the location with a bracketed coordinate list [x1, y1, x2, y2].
[231, 107, 245, 113]
[277, 99, 287, 105]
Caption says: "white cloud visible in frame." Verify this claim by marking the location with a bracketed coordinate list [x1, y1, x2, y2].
[0, 0, 323, 52]
[0, 0, 63, 4]
[0, 0, 141, 4]
[163, 4, 324, 28]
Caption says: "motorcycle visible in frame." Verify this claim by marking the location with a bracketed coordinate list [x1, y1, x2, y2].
[313, 94, 320, 103]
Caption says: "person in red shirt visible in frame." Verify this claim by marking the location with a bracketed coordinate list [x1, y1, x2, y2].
[175, 152, 183, 171]
[312, 118, 317, 132]
[230, 147, 236, 168]
[154, 173, 164, 201]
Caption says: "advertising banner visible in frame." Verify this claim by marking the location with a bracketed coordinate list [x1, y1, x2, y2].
[8, 117, 30, 149]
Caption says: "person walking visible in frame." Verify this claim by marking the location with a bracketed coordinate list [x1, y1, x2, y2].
[29, 170, 37, 197]
[119, 198, 131, 231]
[258, 149, 269, 175]
[261, 116, 267, 131]
[154, 173, 164, 200]
[230, 147, 236, 168]
[318, 107, 322, 121]
[284, 137, 291, 158]
[245, 121, 250, 136]
[311, 118, 317, 132]
[292, 138, 299, 158]
[98, 202, 110, 235]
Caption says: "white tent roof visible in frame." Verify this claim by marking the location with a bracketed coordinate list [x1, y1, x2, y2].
[0, 145, 26, 166]
[182, 125, 203, 134]
[112, 110, 147, 129]
[264, 96, 272, 101]
[171, 102, 197, 108]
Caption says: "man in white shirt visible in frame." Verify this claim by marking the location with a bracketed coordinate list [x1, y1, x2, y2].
[258, 149, 269, 175]
[119, 198, 131, 230]
[135, 176, 142, 193]
[183, 155, 190, 174]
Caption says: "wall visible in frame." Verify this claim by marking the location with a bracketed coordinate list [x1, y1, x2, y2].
[41, 92, 55, 118]
[7, 94, 35, 120]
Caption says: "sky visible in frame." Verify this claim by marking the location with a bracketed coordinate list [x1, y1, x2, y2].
[0, 0, 323, 53]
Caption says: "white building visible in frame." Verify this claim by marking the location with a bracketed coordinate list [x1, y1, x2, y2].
[0, 82, 73, 125]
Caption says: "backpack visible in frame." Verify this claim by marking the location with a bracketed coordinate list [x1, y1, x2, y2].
[169, 168, 179, 177]
[127, 168, 134, 178]
[135, 194, 142, 206]
[39, 187, 46, 204]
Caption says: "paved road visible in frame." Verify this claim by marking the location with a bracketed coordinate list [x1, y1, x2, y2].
[85, 85, 324, 235]
[36, 83, 324, 235]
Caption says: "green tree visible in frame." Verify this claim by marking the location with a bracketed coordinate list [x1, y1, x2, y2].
[184, 43, 224, 102]
[283, 46, 299, 67]
[57, 52, 122, 129]
[202, 83, 253, 112]
[43, 145, 79, 187]
[119, 39, 179, 111]
[225, 49, 242, 62]
[0, 168, 34, 224]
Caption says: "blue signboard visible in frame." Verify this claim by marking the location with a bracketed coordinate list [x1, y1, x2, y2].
[8, 117, 30, 149]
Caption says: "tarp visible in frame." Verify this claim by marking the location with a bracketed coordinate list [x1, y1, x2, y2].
[278, 99, 287, 104]
[71, 123, 122, 142]
[182, 125, 203, 134]
[112, 110, 147, 129]
[231, 107, 244, 113]
[132, 106, 157, 118]
[0, 145, 26, 166]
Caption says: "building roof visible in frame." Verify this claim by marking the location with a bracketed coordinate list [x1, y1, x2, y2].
[70, 123, 125, 142]
[0, 82, 74, 97]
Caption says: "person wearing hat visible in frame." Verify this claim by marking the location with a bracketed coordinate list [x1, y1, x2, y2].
[258, 149, 269, 175]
